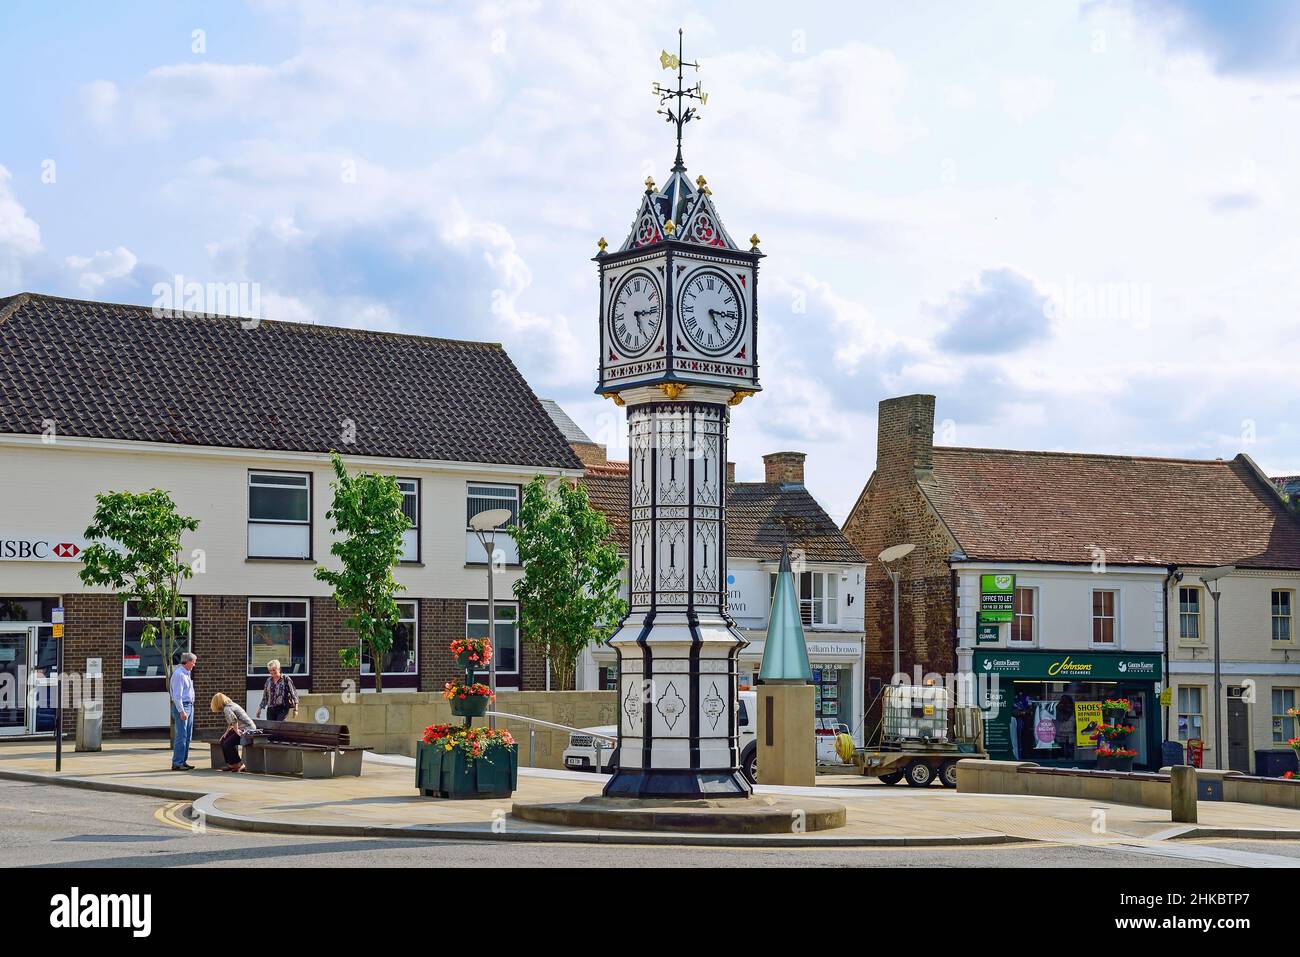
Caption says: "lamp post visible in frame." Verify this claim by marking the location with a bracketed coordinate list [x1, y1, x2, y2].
[878, 544, 916, 683]
[469, 507, 514, 730]
[1200, 565, 1236, 771]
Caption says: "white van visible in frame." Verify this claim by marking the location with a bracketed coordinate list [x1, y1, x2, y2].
[563, 689, 761, 782]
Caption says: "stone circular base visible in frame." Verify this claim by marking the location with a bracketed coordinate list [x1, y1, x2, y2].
[511, 794, 847, 834]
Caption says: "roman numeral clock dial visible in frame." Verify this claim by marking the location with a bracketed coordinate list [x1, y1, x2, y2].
[679, 269, 743, 355]
[610, 270, 662, 356]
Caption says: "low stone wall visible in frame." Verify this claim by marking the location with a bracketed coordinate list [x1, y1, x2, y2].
[957, 759, 1300, 811]
[292, 690, 617, 770]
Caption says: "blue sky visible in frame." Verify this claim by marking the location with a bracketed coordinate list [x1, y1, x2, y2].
[3, 0, 1299, 519]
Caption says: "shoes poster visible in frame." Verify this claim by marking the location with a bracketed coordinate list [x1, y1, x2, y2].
[1074, 701, 1103, 746]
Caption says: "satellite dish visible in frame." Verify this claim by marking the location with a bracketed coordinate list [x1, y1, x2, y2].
[878, 543, 916, 564]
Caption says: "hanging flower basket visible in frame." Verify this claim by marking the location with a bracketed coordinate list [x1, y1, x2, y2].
[450, 637, 493, 671]
[1101, 697, 1132, 722]
[445, 681, 494, 717]
[1096, 745, 1137, 772]
[416, 724, 518, 798]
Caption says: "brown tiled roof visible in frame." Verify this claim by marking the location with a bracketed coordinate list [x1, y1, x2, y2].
[0, 292, 582, 469]
[579, 464, 863, 564]
[924, 447, 1300, 569]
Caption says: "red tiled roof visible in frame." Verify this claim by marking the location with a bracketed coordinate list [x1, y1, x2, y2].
[923, 447, 1300, 569]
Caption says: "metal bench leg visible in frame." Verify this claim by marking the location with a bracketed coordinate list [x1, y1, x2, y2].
[300, 751, 333, 779]
[333, 750, 363, 777]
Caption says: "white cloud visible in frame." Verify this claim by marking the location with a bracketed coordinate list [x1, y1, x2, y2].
[64, 247, 138, 292]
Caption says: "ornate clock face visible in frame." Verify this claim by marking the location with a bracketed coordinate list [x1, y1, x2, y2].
[609, 270, 663, 356]
[678, 269, 744, 355]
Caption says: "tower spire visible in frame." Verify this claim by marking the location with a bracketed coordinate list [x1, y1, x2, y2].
[653, 28, 707, 172]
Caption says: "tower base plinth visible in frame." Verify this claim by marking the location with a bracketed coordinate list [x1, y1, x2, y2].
[602, 766, 751, 799]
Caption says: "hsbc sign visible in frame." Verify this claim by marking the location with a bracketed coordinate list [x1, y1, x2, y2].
[0, 535, 89, 562]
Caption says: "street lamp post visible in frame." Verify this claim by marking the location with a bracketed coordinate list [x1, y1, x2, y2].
[878, 544, 916, 683]
[1200, 565, 1236, 771]
[469, 507, 514, 730]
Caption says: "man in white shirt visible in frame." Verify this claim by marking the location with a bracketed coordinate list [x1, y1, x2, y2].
[170, 652, 198, 770]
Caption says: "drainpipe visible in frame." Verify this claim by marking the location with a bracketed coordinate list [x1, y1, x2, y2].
[1162, 565, 1181, 747]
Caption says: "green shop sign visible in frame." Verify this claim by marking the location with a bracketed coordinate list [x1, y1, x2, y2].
[973, 649, 1162, 682]
[976, 624, 1000, 644]
[979, 573, 1015, 623]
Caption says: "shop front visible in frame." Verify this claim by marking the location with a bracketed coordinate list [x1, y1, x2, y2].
[974, 649, 1163, 770]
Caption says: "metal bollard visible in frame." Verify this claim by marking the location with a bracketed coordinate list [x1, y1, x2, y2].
[594, 739, 603, 774]
[529, 728, 535, 767]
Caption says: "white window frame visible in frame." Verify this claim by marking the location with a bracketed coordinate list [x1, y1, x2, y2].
[247, 470, 312, 559]
[466, 483, 519, 532]
[123, 597, 193, 680]
[1010, 586, 1036, 646]
[1272, 687, 1298, 744]
[1177, 686, 1204, 743]
[360, 600, 419, 676]
[795, 571, 839, 628]
[1178, 585, 1203, 644]
[247, 598, 310, 677]
[396, 477, 420, 564]
[465, 601, 519, 676]
[1091, 588, 1119, 647]
[1273, 589, 1295, 645]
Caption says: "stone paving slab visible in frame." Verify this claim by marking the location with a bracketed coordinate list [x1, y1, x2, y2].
[5, 740, 1300, 848]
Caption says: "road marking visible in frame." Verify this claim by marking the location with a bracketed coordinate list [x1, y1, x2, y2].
[153, 801, 199, 832]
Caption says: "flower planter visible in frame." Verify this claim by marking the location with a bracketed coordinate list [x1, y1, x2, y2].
[450, 695, 490, 718]
[1096, 754, 1134, 772]
[416, 741, 518, 798]
[1102, 708, 1128, 724]
[455, 649, 483, 669]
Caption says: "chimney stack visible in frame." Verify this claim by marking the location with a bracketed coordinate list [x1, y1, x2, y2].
[876, 394, 935, 479]
[726, 461, 736, 484]
[763, 451, 806, 486]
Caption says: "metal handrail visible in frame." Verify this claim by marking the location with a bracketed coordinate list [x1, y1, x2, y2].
[484, 709, 616, 770]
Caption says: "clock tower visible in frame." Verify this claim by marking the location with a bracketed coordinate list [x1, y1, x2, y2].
[596, 31, 761, 798]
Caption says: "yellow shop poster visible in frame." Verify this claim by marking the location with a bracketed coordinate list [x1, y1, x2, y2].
[1075, 701, 1103, 746]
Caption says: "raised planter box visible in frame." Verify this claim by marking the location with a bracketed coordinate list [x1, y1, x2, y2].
[416, 741, 518, 799]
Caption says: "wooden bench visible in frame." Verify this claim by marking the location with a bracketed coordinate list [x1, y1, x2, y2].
[208, 720, 369, 778]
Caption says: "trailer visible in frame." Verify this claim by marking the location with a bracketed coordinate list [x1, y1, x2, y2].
[853, 683, 985, 788]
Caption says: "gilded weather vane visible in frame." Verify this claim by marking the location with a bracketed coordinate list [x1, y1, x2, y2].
[652, 28, 708, 173]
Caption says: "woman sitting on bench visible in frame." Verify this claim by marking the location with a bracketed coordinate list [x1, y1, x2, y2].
[211, 693, 257, 772]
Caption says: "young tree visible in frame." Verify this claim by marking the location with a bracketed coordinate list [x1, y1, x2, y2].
[314, 452, 409, 692]
[513, 476, 626, 690]
[79, 489, 199, 706]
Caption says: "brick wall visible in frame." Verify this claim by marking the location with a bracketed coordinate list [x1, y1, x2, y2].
[842, 394, 958, 690]
[62, 593, 122, 734]
[310, 597, 361, 700]
[419, 598, 465, 693]
[192, 595, 247, 733]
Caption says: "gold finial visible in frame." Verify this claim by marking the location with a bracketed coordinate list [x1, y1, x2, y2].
[728, 389, 755, 406]
[659, 382, 686, 400]
[695, 174, 711, 195]
[664, 219, 675, 236]
[597, 237, 608, 254]
[645, 176, 657, 192]
[749, 233, 761, 250]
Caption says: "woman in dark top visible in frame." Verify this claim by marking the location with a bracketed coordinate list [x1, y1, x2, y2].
[210, 693, 256, 771]
[256, 659, 299, 722]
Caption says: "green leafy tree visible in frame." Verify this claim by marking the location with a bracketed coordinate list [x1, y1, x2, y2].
[513, 476, 626, 690]
[79, 490, 199, 716]
[314, 452, 409, 692]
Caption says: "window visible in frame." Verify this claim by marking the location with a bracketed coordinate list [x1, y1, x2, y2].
[1178, 586, 1202, 642]
[247, 600, 309, 676]
[466, 484, 519, 530]
[780, 572, 838, 627]
[248, 471, 311, 559]
[1176, 686, 1204, 742]
[1092, 589, 1118, 645]
[1273, 688, 1298, 744]
[397, 478, 420, 563]
[1011, 587, 1036, 644]
[360, 601, 418, 675]
[466, 602, 518, 674]
[123, 599, 192, 678]
[1273, 590, 1294, 644]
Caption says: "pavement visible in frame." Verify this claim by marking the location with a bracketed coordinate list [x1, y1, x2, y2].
[4, 739, 1300, 850]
